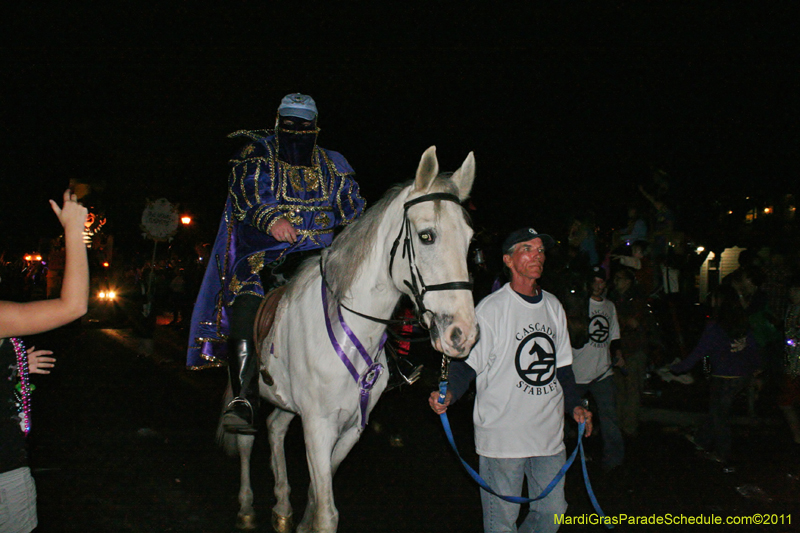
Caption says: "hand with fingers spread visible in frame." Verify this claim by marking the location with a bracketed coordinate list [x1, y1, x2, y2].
[27, 346, 56, 375]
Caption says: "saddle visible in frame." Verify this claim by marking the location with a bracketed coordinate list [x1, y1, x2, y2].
[252, 285, 289, 386]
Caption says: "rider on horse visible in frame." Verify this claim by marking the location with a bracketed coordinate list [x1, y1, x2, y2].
[186, 93, 366, 434]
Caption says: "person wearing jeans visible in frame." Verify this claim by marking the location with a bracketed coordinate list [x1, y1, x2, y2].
[429, 228, 592, 532]
[572, 267, 626, 472]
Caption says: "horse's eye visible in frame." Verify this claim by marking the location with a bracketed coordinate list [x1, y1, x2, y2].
[418, 230, 436, 245]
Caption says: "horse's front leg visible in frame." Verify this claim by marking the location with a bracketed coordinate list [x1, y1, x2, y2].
[236, 433, 257, 530]
[296, 417, 339, 533]
[331, 424, 362, 476]
[267, 407, 296, 533]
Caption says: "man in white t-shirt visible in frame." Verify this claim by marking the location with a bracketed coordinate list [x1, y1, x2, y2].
[571, 266, 625, 472]
[430, 227, 592, 533]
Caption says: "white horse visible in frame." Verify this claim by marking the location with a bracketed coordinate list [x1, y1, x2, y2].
[226, 146, 478, 533]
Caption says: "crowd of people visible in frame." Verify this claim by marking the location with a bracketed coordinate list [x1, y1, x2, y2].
[2, 93, 798, 533]
[434, 176, 800, 529]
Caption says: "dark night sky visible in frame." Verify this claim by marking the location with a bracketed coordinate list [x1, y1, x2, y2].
[2, 2, 798, 256]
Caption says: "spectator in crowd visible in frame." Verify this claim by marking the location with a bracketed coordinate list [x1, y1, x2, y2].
[168, 266, 188, 327]
[568, 213, 599, 267]
[611, 240, 655, 297]
[670, 285, 761, 469]
[613, 205, 648, 250]
[572, 266, 626, 472]
[730, 265, 782, 410]
[638, 183, 679, 295]
[0, 190, 89, 533]
[778, 275, 800, 444]
[761, 249, 792, 324]
[610, 267, 652, 437]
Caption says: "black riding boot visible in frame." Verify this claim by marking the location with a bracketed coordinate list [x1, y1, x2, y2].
[222, 338, 260, 434]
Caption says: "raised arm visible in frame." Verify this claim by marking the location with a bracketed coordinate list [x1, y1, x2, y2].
[0, 190, 89, 337]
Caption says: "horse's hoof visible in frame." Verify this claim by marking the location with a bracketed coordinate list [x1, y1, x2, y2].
[236, 511, 257, 530]
[272, 510, 294, 533]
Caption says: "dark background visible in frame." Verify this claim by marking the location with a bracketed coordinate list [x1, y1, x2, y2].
[3, 2, 798, 255]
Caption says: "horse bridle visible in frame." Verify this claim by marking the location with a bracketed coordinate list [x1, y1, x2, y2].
[324, 192, 473, 327]
[388, 192, 474, 327]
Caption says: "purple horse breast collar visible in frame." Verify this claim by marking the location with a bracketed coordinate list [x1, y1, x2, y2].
[321, 281, 387, 429]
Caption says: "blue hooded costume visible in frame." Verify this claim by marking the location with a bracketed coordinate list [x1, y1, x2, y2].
[186, 131, 365, 369]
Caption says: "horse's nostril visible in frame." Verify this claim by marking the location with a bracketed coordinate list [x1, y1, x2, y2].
[450, 326, 463, 346]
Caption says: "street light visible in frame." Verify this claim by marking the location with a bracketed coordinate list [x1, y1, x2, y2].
[181, 216, 192, 225]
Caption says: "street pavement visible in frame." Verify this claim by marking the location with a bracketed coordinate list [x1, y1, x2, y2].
[22, 320, 800, 532]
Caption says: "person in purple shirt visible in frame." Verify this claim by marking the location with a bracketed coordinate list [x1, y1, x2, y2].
[670, 285, 761, 468]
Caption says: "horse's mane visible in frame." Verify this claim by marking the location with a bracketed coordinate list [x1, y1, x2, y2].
[321, 182, 407, 301]
[314, 174, 463, 302]
[290, 174, 464, 303]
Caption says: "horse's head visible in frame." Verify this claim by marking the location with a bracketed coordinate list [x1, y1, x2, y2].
[393, 146, 479, 358]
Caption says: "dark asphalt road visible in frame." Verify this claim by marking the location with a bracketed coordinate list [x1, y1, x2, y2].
[21, 323, 800, 532]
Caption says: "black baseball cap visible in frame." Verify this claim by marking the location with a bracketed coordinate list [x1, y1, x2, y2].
[502, 228, 556, 254]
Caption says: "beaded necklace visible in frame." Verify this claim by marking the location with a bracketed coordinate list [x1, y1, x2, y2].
[11, 338, 31, 434]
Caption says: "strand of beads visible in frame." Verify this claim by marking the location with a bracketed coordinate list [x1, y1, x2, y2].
[11, 337, 31, 435]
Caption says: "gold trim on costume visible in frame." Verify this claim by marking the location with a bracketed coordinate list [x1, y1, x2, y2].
[276, 126, 320, 136]
[228, 139, 361, 229]
[194, 336, 228, 343]
[187, 339, 228, 370]
[187, 362, 226, 370]
[284, 210, 303, 226]
[289, 166, 322, 192]
[277, 155, 331, 204]
[235, 289, 264, 299]
[248, 252, 266, 274]
[314, 212, 331, 227]
[228, 274, 243, 296]
[264, 215, 283, 236]
[297, 229, 334, 236]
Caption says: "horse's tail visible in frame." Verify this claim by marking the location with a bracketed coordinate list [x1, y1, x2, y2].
[216, 383, 239, 456]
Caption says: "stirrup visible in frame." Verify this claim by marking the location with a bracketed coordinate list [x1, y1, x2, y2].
[386, 359, 424, 392]
[222, 398, 257, 434]
[399, 360, 424, 386]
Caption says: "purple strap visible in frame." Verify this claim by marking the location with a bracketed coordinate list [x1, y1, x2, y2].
[322, 281, 387, 428]
[337, 304, 374, 366]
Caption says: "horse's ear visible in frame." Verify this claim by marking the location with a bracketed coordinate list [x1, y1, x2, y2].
[450, 151, 476, 201]
[414, 146, 439, 193]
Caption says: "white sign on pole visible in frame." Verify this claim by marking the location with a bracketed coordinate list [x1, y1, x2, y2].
[140, 198, 180, 242]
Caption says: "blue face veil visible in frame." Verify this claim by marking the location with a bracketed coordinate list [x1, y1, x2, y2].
[276, 115, 319, 167]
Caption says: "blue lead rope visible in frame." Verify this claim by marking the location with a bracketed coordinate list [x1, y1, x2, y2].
[438, 382, 611, 526]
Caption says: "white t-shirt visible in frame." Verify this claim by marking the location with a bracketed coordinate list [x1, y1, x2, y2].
[465, 283, 573, 458]
[571, 298, 621, 384]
